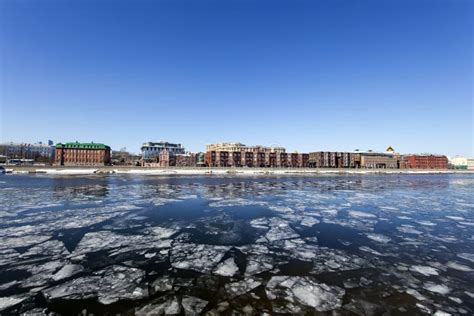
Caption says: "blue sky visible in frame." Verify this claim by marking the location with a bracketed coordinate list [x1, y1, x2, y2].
[1, 0, 472, 156]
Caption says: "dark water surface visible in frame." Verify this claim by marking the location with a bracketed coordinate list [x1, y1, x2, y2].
[0, 174, 473, 315]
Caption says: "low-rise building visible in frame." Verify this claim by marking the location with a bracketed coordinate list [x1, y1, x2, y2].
[402, 154, 448, 169]
[449, 156, 468, 170]
[141, 141, 185, 161]
[467, 158, 474, 170]
[0, 141, 55, 162]
[55, 142, 111, 166]
[360, 152, 398, 169]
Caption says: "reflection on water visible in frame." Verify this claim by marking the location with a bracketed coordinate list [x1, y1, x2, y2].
[0, 174, 473, 315]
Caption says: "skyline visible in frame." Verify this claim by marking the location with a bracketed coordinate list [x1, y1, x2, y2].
[1, 0, 473, 156]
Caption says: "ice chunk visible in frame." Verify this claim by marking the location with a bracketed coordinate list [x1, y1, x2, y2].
[151, 276, 173, 293]
[0, 235, 51, 250]
[409, 265, 439, 276]
[264, 218, 299, 242]
[52, 264, 84, 281]
[366, 233, 391, 243]
[225, 278, 261, 298]
[457, 253, 474, 263]
[300, 217, 320, 227]
[0, 296, 27, 311]
[20, 240, 69, 258]
[170, 243, 230, 274]
[151, 226, 179, 239]
[312, 247, 367, 274]
[397, 225, 423, 235]
[266, 276, 345, 312]
[43, 265, 147, 304]
[245, 255, 274, 275]
[446, 261, 473, 272]
[136, 296, 180, 315]
[181, 296, 208, 314]
[348, 211, 376, 219]
[423, 282, 450, 295]
[213, 258, 239, 277]
[359, 246, 386, 256]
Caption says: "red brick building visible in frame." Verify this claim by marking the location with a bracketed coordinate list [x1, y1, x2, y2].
[402, 155, 448, 169]
[55, 142, 111, 166]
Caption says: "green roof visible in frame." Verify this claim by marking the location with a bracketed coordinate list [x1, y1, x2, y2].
[56, 142, 109, 149]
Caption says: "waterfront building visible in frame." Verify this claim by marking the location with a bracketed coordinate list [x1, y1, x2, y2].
[55, 142, 111, 166]
[359, 151, 398, 169]
[0, 141, 55, 162]
[141, 141, 185, 161]
[449, 156, 468, 170]
[402, 154, 448, 169]
[467, 158, 474, 170]
[309, 150, 398, 169]
[206, 142, 286, 154]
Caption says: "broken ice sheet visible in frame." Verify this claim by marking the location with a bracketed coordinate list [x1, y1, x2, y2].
[213, 257, 239, 277]
[311, 247, 368, 274]
[181, 296, 208, 314]
[225, 278, 262, 298]
[266, 276, 345, 313]
[43, 265, 147, 304]
[72, 230, 172, 257]
[170, 242, 230, 274]
[264, 217, 299, 242]
[136, 296, 180, 315]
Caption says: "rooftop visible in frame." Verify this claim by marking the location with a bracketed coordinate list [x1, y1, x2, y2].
[56, 142, 109, 149]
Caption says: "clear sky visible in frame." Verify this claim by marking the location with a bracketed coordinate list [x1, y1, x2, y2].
[1, 0, 472, 156]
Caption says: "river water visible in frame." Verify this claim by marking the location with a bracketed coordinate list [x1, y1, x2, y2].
[0, 174, 473, 315]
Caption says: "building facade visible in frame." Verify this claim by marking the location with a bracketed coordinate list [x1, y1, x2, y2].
[309, 151, 398, 169]
[205, 150, 308, 168]
[467, 158, 474, 170]
[206, 142, 286, 154]
[449, 156, 468, 169]
[55, 142, 111, 166]
[141, 142, 185, 161]
[402, 155, 448, 169]
[0, 142, 55, 162]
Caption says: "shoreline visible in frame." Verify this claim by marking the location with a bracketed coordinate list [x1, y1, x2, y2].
[2, 165, 473, 176]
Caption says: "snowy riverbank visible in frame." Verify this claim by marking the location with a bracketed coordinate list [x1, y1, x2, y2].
[4, 166, 472, 176]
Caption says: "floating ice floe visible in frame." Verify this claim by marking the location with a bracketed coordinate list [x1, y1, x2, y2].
[359, 246, 387, 257]
[409, 265, 439, 276]
[43, 265, 147, 304]
[299, 216, 320, 227]
[348, 211, 377, 219]
[397, 225, 423, 235]
[170, 243, 230, 274]
[52, 264, 84, 281]
[151, 276, 173, 293]
[266, 276, 345, 313]
[136, 296, 180, 315]
[225, 278, 262, 298]
[457, 253, 474, 263]
[312, 247, 367, 274]
[446, 261, 473, 272]
[0, 296, 27, 312]
[72, 231, 171, 256]
[264, 218, 299, 242]
[366, 233, 391, 243]
[20, 240, 69, 258]
[0, 235, 51, 250]
[151, 226, 179, 239]
[423, 282, 451, 295]
[181, 296, 208, 314]
[213, 258, 239, 277]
